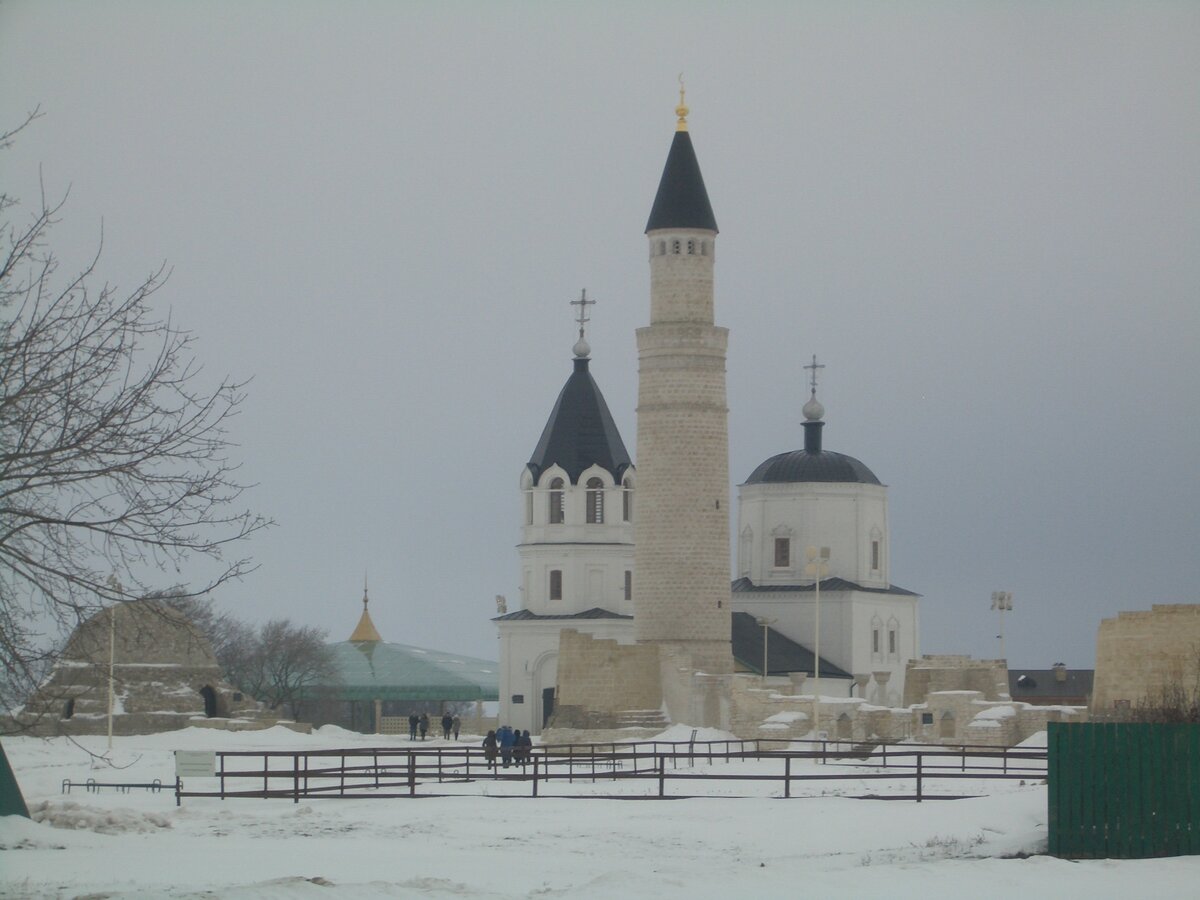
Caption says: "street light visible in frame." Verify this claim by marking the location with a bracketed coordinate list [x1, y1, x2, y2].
[805, 546, 830, 735]
[755, 616, 777, 683]
[991, 591, 1013, 660]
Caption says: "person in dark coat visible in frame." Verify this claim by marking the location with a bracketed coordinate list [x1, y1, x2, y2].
[452, 715, 461, 740]
[419, 713, 429, 740]
[482, 730, 498, 770]
[517, 730, 533, 768]
[408, 713, 419, 741]
[441, 713, 453, 740]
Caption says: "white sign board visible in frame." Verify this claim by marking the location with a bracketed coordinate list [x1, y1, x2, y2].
[174, 750, 216, 778]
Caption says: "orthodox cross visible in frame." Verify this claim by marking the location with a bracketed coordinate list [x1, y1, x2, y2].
[570, 288, 595, 342]
[804, 354, 825, 394]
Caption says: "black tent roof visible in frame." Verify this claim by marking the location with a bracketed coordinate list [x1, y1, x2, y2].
[527, 357, 632, 484]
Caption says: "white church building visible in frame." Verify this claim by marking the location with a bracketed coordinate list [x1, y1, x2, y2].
[496, 99, 921, 733]
[730, 378, 919, 708]
[494, 316, 636, 735]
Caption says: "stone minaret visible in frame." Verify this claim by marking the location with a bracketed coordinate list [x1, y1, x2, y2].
[634, 91, 733, 676]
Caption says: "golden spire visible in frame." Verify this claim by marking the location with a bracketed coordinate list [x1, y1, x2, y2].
[675, 73, 689, 132]
[349, 577, 382, 642]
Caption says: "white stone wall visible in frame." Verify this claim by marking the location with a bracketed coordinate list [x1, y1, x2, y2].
[737, 481, 889, 589]
[497, 616, 634, 735]
[519, 464, 635, 617]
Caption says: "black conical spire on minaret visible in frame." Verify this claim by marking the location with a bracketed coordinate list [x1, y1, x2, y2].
[645, 83, 718, 233]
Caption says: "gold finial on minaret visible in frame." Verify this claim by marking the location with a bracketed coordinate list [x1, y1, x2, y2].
[675, 73, 689, 132]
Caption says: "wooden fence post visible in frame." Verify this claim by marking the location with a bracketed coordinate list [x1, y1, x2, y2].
[784, 756, 791, 799]
[657, 754, 665, 798]
[292, 754, 299, 804]
[916, 753, 923, 803]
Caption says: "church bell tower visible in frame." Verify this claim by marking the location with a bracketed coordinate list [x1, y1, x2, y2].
[634, 88, 733, 676]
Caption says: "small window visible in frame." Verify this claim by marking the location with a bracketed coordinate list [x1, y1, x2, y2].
[586, 478, 604, 524]
[62, 698, 75, 719]
[888, 630, 897, 655]
[872, 629, 880, 654]
[624, 570, 632, 602]
[921, 712, 934, 725]
[622, 482, 633, 522]
[512, 694, 524, 704]
[700, 241, 709, 256]
[871, 540, 880, 571]
[525, 491, 533, 525]
[687, 239, 696, 254]
[549, 570, 562, 601]
[657, 240, 666, 256]
[773, 538, 790, 568]
[672, 239, 681, 254]
[548, 478, 564, 524]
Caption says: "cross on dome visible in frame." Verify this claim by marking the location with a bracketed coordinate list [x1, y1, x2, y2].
[803, 354, 826, 422]
[571, 288, 595, 358]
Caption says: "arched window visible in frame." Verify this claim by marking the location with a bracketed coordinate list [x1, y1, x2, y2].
[687, 239, 696, 254]
[548, 478, 564, 524]
[671, 239, 681, 254]
[524, 490, 533, 526]
[622, 479, 633, 522]
[656, 240, 666, 256]
[586, 478, 604, 524]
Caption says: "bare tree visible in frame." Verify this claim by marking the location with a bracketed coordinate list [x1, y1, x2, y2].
[214, 619, 335, 718]
[0, 114, 269, 715]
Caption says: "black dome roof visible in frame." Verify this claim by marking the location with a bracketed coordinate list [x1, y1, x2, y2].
[744, 449, 880, 486]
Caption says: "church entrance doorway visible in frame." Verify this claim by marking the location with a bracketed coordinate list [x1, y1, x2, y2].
[542, 687, 555, 728]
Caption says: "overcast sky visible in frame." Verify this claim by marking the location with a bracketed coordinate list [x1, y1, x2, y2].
[2, 1, 1197, 669]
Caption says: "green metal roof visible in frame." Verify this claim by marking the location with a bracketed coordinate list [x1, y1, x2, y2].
[306, 640, 499, 702]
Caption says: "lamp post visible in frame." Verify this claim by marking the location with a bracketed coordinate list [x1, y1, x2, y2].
[991, 591, 1013, 660]
[755, 616, 777, 683]
[805, 546, 830, 735]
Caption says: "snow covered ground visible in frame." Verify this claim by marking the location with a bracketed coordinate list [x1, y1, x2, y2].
[2, 725, 1198, 898]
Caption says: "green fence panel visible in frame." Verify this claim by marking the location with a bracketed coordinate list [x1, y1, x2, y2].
[1048, 722, 1200, 859]
[0, 740, 30, 818]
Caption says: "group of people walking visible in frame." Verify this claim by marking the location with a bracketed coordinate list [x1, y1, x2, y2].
[482, 725, 532, 769]
[407, 712, 461, 741]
